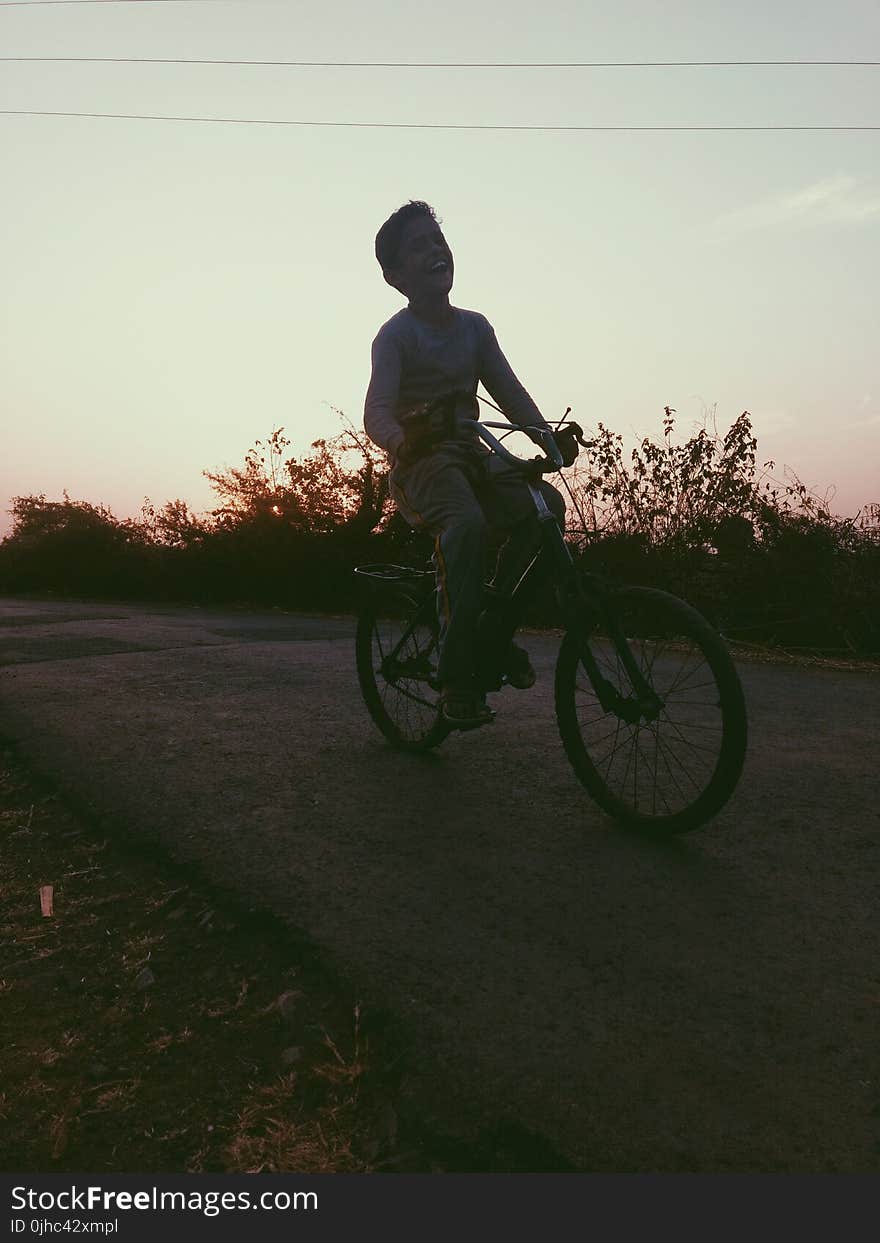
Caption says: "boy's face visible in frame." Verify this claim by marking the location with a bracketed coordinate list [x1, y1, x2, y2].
[385, 215, 454, 300]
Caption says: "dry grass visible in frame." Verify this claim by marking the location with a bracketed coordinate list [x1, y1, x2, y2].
[0, 745, 419, 1173]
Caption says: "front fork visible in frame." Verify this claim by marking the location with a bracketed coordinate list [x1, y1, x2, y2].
[544, 522, 663, 722]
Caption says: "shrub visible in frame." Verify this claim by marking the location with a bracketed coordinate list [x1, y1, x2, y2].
[1, 408, 876, 655]
[0, 495, 152, 599]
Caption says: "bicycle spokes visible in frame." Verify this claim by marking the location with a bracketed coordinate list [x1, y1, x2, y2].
[556, 587, 746, 831]
[358, 591, 446, 749]
[583, 642, 721, 813]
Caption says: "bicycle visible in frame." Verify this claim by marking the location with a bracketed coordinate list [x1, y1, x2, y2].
[354, 417, 748, 835]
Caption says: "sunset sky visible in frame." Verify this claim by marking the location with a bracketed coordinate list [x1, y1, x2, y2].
[2, 0, 878, 539]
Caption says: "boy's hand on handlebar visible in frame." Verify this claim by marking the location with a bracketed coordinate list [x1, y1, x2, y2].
[552, 422, 583, 468]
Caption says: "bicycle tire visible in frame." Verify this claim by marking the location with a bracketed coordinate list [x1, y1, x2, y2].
[355, 583, 449, 751]
[555, 586, 747, 834]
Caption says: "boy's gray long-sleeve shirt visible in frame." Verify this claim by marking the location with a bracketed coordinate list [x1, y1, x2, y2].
[363, 306, 550, 459]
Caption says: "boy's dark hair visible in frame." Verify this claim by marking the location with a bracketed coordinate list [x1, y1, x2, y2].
[375, 200, 438, 273]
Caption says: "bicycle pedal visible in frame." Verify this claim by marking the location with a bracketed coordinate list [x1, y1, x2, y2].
[452, 713, 495, 732]
[442, 707, 496, 731]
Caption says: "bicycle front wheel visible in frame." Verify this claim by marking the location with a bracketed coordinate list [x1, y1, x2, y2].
[355, 583, 448, 751]
[555, 586, 747, 834]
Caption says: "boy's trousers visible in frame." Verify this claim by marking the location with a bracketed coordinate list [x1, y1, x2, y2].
[389, 443, 565, 695]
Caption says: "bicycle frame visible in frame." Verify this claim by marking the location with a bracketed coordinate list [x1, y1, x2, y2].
[355, 415, 747, 830]
[356, 419, 663, 717]
[468, 421, 663, 717]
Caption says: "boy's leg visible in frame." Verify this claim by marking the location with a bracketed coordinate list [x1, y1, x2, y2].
[478, 460, 566, 681]
[480, 458, 566, 605]
[390, 450, 489, 707]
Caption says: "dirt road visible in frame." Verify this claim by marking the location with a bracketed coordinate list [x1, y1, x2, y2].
[1, 597, 878, 1171]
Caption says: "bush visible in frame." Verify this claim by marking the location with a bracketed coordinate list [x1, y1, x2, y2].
[1, 409, 876, 655]
[0, 495, 154, 599]
[564, 408, 879, 653]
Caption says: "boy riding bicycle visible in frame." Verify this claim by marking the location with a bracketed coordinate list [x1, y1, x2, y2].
[363, 200, 578, 729]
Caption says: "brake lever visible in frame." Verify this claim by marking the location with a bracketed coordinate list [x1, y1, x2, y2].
[555, 418, 588, 444]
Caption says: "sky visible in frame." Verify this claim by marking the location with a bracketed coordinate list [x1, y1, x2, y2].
[2, 0, 879, 539]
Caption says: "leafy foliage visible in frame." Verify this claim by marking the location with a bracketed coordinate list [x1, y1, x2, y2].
[203, 415, 390, 536]
[1, 494, 153, 598]
[564, 407, 879, 653]
[569, 407, 759, 550]
[0, 408, 876, 654]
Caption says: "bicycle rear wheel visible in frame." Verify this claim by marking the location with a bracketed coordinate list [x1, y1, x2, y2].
[355, 581, 448, 751]
[555, 586, 747, 834]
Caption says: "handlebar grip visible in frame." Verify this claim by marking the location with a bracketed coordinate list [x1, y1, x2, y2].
[559, 421, 595, 449]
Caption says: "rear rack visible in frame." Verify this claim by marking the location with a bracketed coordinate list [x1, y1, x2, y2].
[353, 563, 434, 583]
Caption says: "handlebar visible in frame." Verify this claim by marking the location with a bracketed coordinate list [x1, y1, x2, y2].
[462, 420, 563, 471]
[400, 392, 592, 474]
[461, 419, 591, 475]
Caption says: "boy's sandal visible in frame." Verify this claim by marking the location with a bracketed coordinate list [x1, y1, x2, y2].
[440, 694, 495, 730]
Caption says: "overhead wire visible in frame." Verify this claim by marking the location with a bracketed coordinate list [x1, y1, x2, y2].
[1, 2, 208, 7]
[1, 111, 877, 130]
[3, 33, 875, 129]
[2, 56, 879, 67]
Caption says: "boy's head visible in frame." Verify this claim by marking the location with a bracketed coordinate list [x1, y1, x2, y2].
[375, 200, 454, 300]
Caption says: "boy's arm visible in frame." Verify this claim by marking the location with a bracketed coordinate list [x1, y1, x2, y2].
[477, 319, 552, 441]
[364, 330, 406, 459]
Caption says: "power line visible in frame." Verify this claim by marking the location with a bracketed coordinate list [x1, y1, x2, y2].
[3, 110, 878, 130]
[1, 2, 205, 7]
[2, 56, 879, 68]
